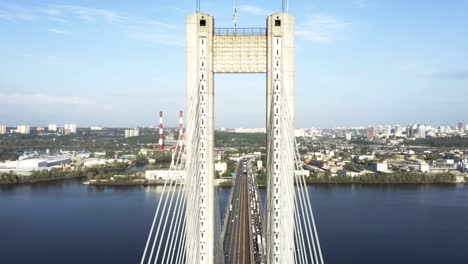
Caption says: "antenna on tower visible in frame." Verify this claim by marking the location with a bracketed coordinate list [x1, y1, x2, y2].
[282, 0, 289, 13]
[233, 0, 238, 32]
[196, 0, 200, 13]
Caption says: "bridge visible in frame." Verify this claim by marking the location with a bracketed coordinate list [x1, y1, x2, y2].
[222, 159, 265, 264]
[139, 8, 324, 264]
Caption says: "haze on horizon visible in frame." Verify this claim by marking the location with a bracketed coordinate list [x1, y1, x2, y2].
[1, 0, 467, 128]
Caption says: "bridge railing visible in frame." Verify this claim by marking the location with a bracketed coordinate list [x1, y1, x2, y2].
[214, 27, 267, 36]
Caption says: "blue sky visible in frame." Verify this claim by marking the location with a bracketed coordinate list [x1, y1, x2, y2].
[0, 0, 467, 128]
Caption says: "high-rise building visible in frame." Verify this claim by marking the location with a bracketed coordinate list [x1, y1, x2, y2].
[16, 125, 30, 134]
[64, 124, 77, 134]
[416, 125, 426, 139]
[345, 132, 352, 140]
[125, 129, 140, 138]
[48, 124, 57, 132]
[0, 125, 6, 134]
[394, 126, 405, 137]
[367, 128, 378, 139]
[294, 128, 305, 137]
[406, 124, 419, 138]
[458, 122, 465, 130]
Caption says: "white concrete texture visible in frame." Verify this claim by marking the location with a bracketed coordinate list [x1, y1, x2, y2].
[213, 34, 267, 73]
[186, 11, 295, 264]
[266, 13, 296, 264]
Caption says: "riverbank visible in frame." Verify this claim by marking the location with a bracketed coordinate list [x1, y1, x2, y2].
[84, 178, 234, 187]
[253, 172, 466, 186]
[2, 169, 465, 187]
[304, 172, 466, 184]
[0, 162, 131, 185]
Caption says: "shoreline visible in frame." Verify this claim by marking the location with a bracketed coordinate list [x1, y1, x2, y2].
[2, 177, 463, 187]
[0, 175, 84, 185]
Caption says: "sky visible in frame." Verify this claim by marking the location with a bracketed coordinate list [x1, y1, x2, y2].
[0, 0, 467, 128]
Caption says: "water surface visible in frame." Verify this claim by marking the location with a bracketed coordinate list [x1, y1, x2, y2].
[1, 180, 468, 263]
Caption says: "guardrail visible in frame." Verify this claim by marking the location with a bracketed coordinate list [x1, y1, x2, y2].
[214, 28, 267, 36]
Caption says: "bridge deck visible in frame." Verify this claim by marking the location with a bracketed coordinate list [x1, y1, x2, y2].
[222, 159, 265, 264]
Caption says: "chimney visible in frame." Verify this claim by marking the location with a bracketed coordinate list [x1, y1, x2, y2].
[159, 111, 164, 151]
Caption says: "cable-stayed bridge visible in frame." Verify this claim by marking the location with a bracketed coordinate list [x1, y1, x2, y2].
[140, 9, 324, 264]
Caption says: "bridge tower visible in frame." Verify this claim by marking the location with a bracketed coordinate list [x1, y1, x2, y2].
[185, 11, 295, 264]
[186, 12, 216, 264]
[265, 13, 296, 264]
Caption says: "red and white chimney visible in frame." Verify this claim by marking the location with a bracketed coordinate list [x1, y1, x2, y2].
[178, 111, 184, 151]
[159, 111, 164, 151]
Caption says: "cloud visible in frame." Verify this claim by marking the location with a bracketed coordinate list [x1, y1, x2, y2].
[0, 4, 34, 21]
[48, 5, 123, 23]
[237, 5, 274, 16]
[48, 28, 70, 35]
[433, 71, 468, 80]
[296, 14, 349, 43]
[128, 23, 184, 47]
[8, 4, 181, 47]
[0, 93, 96, 106]
[45, 55, 66, 65]
[353, 0, 369, 9]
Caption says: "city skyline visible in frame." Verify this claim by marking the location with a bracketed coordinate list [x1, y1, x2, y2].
[1, 0, 467, 127]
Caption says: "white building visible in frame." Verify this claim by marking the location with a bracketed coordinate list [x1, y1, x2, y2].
[46, 156, 71, 167]
[458, 159, 467, 172]
[358, 154, 375, 160]
[345, 132, 352, 140]
[234, 128, 266, 133]
[145, 170, 186, 181]
[371, 162, 388, 172]
[2, 159, 47, 169]
[90, 126, 103, 131]
[445, 159, 455, 165]
[125, 129, 140, 138]
[64, 124, 77, 133]
[0, 125, 6, 134]
[419, 162, 430, 173]
[1, 156, 71, 169]
[416, 125, 426, 139]
[48, 124, 57, 132]
[83, 159, 107, 167]
[214, 162, 227, 175]
[294, 128, 305, 137]
[16, 125, 30, 134]
[394, 126, 405, 137]
[257, 160, 263, 169]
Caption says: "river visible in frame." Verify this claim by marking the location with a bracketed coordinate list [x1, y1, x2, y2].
[1, 179, 468, 263]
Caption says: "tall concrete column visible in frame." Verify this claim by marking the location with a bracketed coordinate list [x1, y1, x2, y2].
[266, 13, 296, 264]
[186, 12, 215, 264]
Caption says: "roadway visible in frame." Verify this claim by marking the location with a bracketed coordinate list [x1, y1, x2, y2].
[222, 159, 265, 264]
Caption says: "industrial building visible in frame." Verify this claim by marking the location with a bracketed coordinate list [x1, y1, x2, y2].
[371, 162, 388, 172]
[64, 124, 77, 134]
[125, 129, 140, 138]
[15, 125, 30, 134]
[145, 170, 186, 181]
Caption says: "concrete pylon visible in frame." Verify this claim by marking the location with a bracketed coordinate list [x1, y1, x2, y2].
[266, 13, 296, 264]
[185, 10, 295, 264]
[185, 12, 215, 264]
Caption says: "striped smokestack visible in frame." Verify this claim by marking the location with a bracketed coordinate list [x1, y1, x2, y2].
[178, 111, 184, 152]
[179, 111, 183, 132]
[159, 111, 164, 151]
